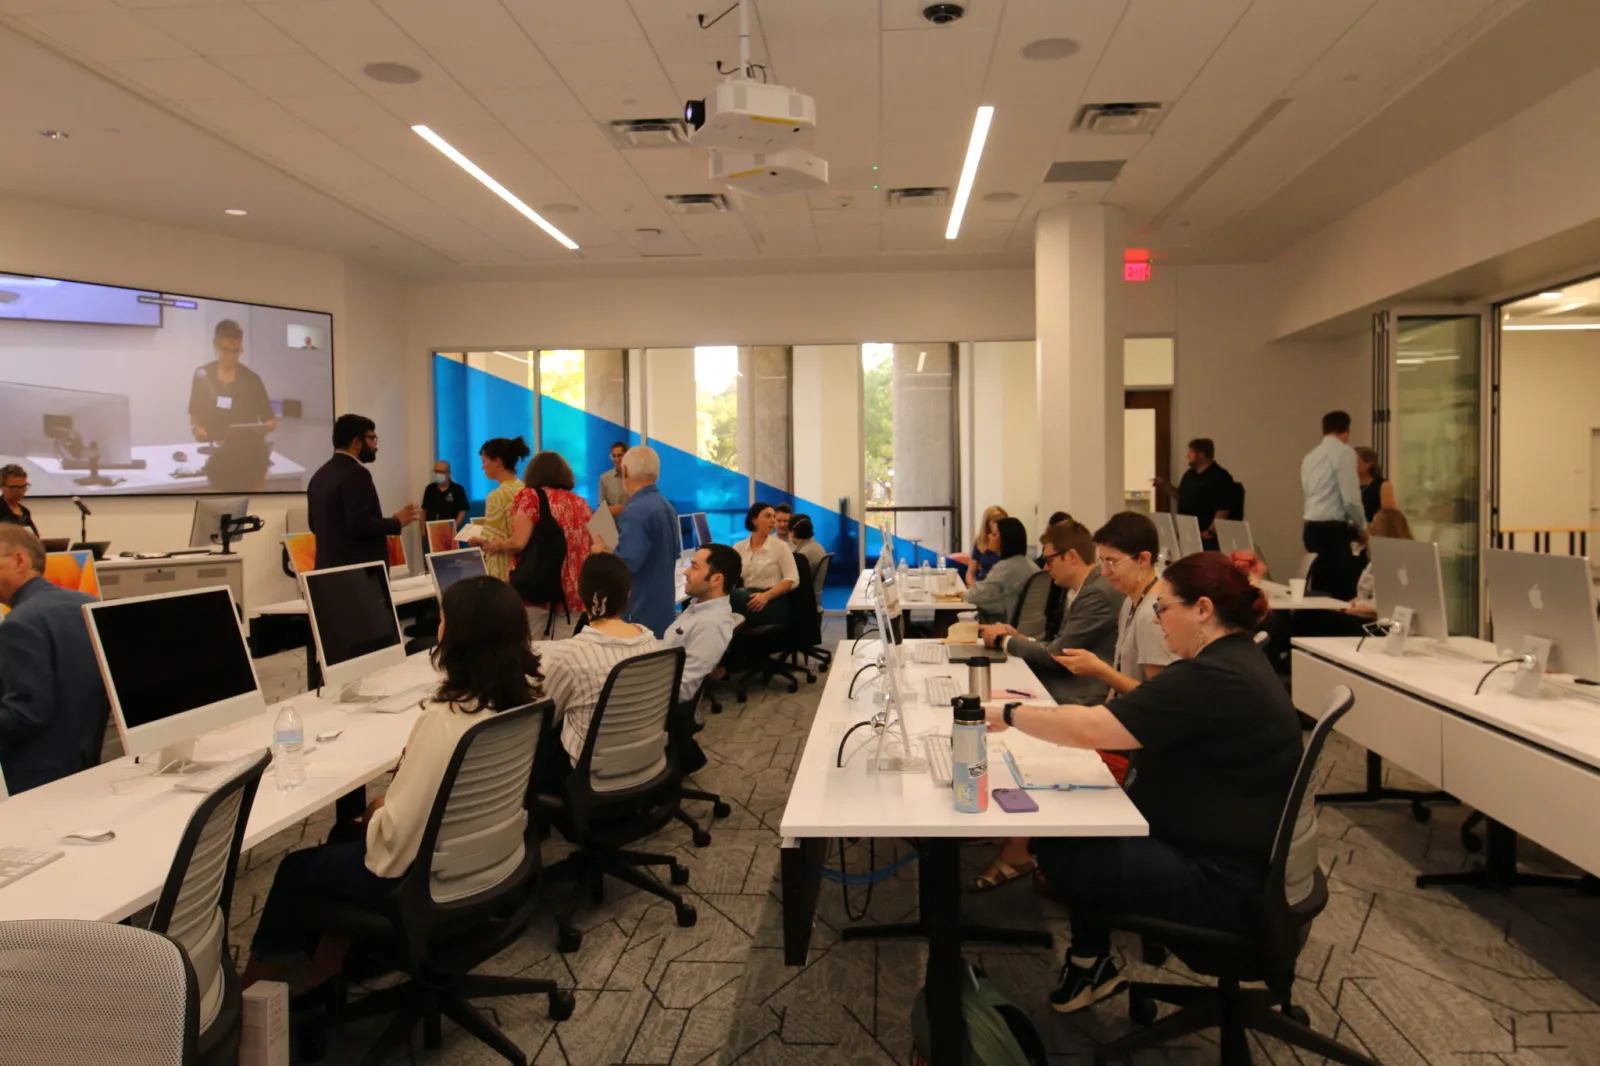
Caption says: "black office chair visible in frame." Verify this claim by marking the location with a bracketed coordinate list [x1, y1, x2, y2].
[796, 551, 834, 672]
[149, 749, 271, 1066]
[540, 648, 698, 953]
[297, 703, 573, 1066]
[670, 680, 734, 847]
[1011, 569, 1054, 641]
[729, 554, 816, 699]
[1092, 687, 1378, 1066]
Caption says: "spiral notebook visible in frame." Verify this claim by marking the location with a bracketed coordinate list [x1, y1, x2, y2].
[995, 741, 1116, 792]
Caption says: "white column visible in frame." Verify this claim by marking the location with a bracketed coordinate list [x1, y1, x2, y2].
[1035, 205, 1125, 527]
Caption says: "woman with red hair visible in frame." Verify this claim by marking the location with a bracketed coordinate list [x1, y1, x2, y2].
[985, 552, 1302, 1018]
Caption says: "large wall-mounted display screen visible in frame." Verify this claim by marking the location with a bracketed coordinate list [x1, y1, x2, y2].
[0, 271, 334, 496]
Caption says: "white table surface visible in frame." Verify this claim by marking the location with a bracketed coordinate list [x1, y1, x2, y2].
[845, 569, 973, 614]
[24, 443, 306, 494]
[1292, 636, 1600, 771]
[1259, 579, 1349, 613]
[248, 573, 437, 619]
[0, 653, 437, 924]
[779, 640, 1147, 840]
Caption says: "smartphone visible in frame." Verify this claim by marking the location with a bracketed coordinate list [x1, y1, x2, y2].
[993, 788, 1039, 814]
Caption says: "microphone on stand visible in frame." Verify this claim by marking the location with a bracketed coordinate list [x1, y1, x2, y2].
[71, 496, 91, 517]
[71, 496, 90, 547]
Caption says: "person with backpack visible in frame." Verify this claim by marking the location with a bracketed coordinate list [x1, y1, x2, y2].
[476, 450, 592, 639]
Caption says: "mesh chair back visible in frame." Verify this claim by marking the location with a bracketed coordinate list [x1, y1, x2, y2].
[1269, 687, 1353, 909]
[1011, 570, 1054, 640]
[579, 649, 684, 794]
[151, 749, 269, 1033]
[791, 553, 822, 648]
[412, 702, 546, 904]
[0, 919, 199, 1066]
[813, 552, 832, 599]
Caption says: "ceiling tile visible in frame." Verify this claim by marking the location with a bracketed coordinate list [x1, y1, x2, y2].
[814, 218, 881, 255]
[114, 0, 239, 7]
[113, 56, 256, 101]
[276, 91, 399, 133]
[542, 36, 666, 86]
[137, 5, 305, 57]
[1083, 0, 1254, 103]
[880, 207, 946, 252]
[501, 0, 645, 43]
[18, 6, 193, 61]
[476, 87, 593, 135]
[252, 0, 417, 55]
[226, 52, 358, 96]
[427, 43, 565, 93]
[374, 0, 532, 52]
[0, 0, 110, 12]
[567, 79, 682, 122]
[177, 95, 306, 136]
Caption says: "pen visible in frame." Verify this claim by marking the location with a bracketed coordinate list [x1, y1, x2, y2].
[1003, 688, 1034, 698]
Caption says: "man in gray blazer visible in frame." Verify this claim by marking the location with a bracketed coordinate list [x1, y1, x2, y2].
[979, 519, 1123, 705]
[0, 526, 109, 794]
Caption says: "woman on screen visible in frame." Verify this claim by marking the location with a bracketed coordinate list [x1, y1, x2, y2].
[188, 318, 277, 491]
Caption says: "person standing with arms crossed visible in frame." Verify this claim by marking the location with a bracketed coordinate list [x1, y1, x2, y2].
[421, 460, 468, 530]
[307, 414, 418, 571]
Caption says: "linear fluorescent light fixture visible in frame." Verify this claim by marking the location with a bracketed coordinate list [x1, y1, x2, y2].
[945, 105, 994, 240]
[1503, 323, 1600, 331]
[411, 124, 578, 250]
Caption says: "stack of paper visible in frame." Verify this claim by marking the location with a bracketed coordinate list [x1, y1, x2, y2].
[994, 740, 1114, 791]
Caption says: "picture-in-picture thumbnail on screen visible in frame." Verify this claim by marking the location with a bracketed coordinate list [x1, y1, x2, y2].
[0, 271, 335, 496]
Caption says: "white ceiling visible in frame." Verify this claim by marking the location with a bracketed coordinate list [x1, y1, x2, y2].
[1, 0, 1592, 280]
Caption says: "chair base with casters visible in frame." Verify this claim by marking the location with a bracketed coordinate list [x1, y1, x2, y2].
[672, 785, 733, 847]
[728, 624, 803, 700]
[541, 830, 698, 954]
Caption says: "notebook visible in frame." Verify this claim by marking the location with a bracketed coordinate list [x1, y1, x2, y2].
[995, 741, 1116, 792]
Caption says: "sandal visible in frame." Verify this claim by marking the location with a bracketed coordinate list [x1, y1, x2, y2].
[966, 858, 1038, 893]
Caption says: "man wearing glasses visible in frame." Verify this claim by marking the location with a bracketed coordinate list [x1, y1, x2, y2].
[307, 414, 418, 570]
[0, 466, 38, 537]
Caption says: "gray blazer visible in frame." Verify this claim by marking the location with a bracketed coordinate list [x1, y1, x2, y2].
[1007, 569, 1125, 705]
[964, 554, 1040, 624]
[0, 577, 109, 794]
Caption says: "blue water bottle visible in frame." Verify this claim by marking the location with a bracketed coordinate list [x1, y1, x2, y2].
[951, 695, 988, 814]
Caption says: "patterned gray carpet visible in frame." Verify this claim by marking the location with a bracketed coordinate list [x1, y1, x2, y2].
[234, 625, 1600, 1065]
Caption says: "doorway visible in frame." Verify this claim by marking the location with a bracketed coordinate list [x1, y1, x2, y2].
[1125, 390, 1172, 514]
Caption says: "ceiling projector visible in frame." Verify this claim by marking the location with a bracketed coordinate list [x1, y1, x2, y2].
[708, 148, 828, 198]
[685, 80, 816, 154]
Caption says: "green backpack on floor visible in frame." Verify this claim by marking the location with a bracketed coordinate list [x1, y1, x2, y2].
[910, 962, 1049, 1066]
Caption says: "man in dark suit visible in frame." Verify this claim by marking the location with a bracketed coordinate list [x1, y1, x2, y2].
[0, 526, 109, 794]
[307, 414, 418, 571]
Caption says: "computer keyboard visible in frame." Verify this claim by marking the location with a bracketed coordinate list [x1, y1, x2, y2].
[0, 846, 64, 889]
[922, 735, 953, 787]
[173, 751, 273, 794]
[367, 684, 430, 714]
[912, 643, 948, 665]
[925, 675, 962, 707]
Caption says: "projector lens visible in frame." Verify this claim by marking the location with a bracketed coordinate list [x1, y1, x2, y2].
[684, 99, 705, 130]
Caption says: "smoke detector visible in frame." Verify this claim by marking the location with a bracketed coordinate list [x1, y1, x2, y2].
[1073, 103, 1165, 135]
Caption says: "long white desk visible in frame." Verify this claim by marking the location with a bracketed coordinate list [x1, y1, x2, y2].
[778, 639, 1145, 1066]
[1259, 579, 1349, 613]
[844, 568, 973, 636]
[1292, 636, 1600, 888]
[20, 443, 305, 495]
[97, 552, 246, 605]
[247, 573, 438, 620]
[0, 653, 434, 924]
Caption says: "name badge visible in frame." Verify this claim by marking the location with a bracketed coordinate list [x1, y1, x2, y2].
[215, 395, 233, 411]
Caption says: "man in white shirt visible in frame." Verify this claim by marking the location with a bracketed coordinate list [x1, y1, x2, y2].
[1300, 410, 1366, 600]
[662, 544, 741, 703]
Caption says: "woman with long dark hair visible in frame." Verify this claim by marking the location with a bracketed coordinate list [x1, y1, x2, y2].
[470, 436, 530, 583]
[241, 576, 541, 993]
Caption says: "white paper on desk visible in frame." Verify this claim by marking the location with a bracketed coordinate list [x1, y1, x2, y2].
[994, 740, 1107, 789]
[457, 522, 485, 543]
[587, 503, 619, 550]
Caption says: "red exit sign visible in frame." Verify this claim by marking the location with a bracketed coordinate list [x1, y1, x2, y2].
[1124, 260, 1152, 282]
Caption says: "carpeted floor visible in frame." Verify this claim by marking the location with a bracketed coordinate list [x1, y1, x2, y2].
[234, 623, 1600, 1065]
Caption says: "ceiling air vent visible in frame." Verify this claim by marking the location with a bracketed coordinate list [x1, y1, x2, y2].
[885, 186, 950, 208]
[604, 118, 692, 149]
[664, 193, 731, 214]
[1043, 160, 1126, 183]
[1073, 102, 1165, 135]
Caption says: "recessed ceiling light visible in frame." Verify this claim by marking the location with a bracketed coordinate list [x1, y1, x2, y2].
[982, 191, 1019, 204]
[364, 61, 422, 85]
[1021, 38, 1080, 62]
[412, 125, 579, 250]
[1539, 292, 1565, 298]
[38, 129, 69, 140]
[541, 203, 580, 215]
[223, 208, 248, 216]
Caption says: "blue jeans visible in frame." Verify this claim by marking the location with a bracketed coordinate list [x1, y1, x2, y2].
[250, 840, 402, 959]
[1032, 836, 1253, 959]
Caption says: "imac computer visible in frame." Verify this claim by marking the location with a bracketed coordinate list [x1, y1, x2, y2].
[1484, 549, 1600, 695]
[189, 496, 250, 548]
[1370, 537, 1451, 652]
[425, 519, 458, 555]
[678, 514, 698, 552]
[693, 512, 712, 549]
[1215, 519, 1254, 557]
[43, 550, 100, 599]
[301, 560, 407, 701]
[1150, 512, 1181, 566]
[84, 586, 266, 768]
[426, 547, 487, 599]
[386, 534, 408, 576]
[1174, 514, 1205, 559]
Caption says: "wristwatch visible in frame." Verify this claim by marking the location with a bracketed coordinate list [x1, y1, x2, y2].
[1003, 702, 1020, 728]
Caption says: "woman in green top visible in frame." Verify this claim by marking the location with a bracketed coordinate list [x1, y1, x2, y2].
[472, 437, 529, 583]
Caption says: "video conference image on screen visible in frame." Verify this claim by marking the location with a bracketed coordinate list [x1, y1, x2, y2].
[0, 271, 335, 497]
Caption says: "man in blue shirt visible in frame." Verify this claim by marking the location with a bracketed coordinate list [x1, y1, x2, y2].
[1299, 410, 1367, 600]
[0, 527, 109, 794]
[613, 445, 680, 637]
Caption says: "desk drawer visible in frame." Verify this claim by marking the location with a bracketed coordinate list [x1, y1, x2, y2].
[1292, 651, 1443, 787]
[1442, 716, 1600, 876]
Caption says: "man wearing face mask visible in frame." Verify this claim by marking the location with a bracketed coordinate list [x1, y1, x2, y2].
[421, 460, 468, 529]
[307, 414, 419, 571]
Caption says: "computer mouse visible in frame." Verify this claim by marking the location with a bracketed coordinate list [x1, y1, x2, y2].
[63, 828, 115, 844]
[172, 451, 188, 462]
[316, 729, 343, 743]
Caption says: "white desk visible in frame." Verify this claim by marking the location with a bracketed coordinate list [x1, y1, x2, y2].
[778, 639, 1145, 1066]
[1292, 636, 1600, 888]
[0, 653, 435, 924]
[247, 574, 437, 620]
[98, 553, 246, 605]
[21, 443, 306, 495]
[1258, 579, 1349, 613]
[844, 569, 973, 636]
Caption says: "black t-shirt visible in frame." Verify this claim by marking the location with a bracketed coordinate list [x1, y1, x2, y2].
[188, 361, 274, 440]
[1176, 462, 1236, 525]
[421, 481, 469, 524]
[1108, 631, 1302, 883]
[0, 504, 37, 536]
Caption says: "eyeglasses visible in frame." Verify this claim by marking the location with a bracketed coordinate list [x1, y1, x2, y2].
[1098, 554, 1130, 573]
[364, 433, 379, 443]
[1040, 551, 1062, 565]
[1150, 597, 1190, 619]
[2, 484, 26, 492]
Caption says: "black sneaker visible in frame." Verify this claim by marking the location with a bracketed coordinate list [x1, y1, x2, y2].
[1050, 956, 1126, 1014]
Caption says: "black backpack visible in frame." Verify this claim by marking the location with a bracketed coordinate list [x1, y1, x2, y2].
[509, 486, 567, 606]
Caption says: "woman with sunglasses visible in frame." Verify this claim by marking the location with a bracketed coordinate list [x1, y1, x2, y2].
[983, 552, 1300, 1017]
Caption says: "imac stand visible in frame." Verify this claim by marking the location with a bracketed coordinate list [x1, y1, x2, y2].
[133, 739, 226, 776]
[1382, 606, 1414, 656]
[1510, 636, 1552, 700]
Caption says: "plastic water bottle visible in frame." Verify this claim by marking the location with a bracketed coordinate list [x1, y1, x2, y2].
[273, 704, 306, 791]
[951, 696, 988, 814]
